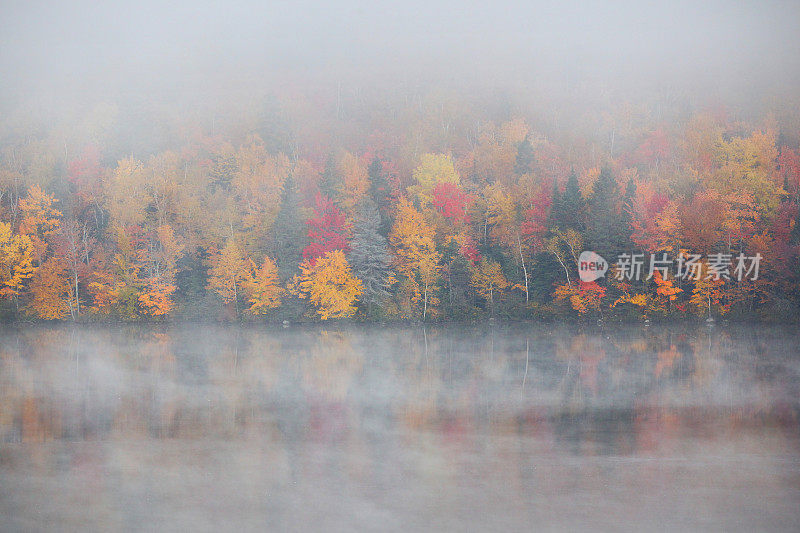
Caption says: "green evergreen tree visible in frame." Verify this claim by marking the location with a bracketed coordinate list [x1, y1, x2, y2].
[268, 173, 305, 281]
[621, 178, 637, 249]
[587, 167, 629, 259]
[514, 134, 535, 175]
[558, 170, 586, 232]
[209, 153, 237, 191]
[445, 255, 473, 317]
[367, 156, 392, 237]
[547, 181, 563, 232]
[348, 199, 393, 313]
[318, 153, 341, 198]
[790, 202, 800, 246]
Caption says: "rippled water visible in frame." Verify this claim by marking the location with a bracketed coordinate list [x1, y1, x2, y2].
[0, 324, 798, 531]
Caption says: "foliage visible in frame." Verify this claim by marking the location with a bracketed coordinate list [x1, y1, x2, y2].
[389, 196, 441, 318]
[243, 256, 283, 315]
[0, 102, 798, 323]
[470, 258, 509, 309]
[0, 222, 36, 299]
[554, 281, 607, 315]
[289, 250, 363, 320]
[409, 153, 460, 207]
[303, 194, 350, 264]
[207, 240, 250, 307]
[26, 257, 72, 319]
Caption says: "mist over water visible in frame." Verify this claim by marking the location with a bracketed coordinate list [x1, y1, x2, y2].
[2, 3, 800, 528]
[1, 324, 798, 531]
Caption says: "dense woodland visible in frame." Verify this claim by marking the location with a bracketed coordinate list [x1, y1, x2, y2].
[1, 86, 800, 323]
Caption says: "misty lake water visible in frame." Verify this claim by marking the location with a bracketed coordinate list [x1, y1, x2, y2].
[0, 324, 798, 532]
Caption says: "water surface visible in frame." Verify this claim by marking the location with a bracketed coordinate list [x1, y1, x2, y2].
[1, 324, 798, 531]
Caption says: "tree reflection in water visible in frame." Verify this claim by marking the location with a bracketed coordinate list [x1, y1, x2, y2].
[0, 324, 798, 531]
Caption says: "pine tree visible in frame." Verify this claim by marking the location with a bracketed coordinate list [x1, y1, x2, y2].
[587, 167, 629, 259]
[268, 173, 305, 281]
[445, 254, 473, 316]
[547, 181, 562, 231]
[558, 170, 586, 232]
[348, 200, 393, 312]
[790, 202, 800, 246]
[318, 153, 341, 198]
[514, 134, 535, 175]
[621, 178, 637, 251]
[368, 156, 392, 236]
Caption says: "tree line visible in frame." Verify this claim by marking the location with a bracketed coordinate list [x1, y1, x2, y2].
[1, 110, 800, 322]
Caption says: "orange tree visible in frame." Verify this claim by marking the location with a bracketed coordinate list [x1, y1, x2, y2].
[289, 249, 363, 320]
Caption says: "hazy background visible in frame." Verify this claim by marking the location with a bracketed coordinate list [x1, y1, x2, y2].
[1, 0, 799, 161]
[3, 1, 799, 109]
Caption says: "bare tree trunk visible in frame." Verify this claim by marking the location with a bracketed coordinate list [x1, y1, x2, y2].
[555, 256, 571, 288]
[517, 233, 529, 302]
[423, 288, 427, 320]
[423, 282, 428, 321]
[74, 269, 79, 316]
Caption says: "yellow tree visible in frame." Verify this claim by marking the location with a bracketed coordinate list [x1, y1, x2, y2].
[137, 283, 176, 317]
[26, 257, 72, 319]
[609, 275, 649, 318]
[86, 248, 118, 313]
[243, 256, 283, 315]
[418, 251, 440, 320]
[290, 249, 363, 320]
[546, 229, 582, 287]
[233, 137, 290, 245]
[108, 157, 148, 228]
[18, 184, 61, 263]
[554, 281, 606, 315]
[0, 222, 36, 300]
[389, 196, 441, 318]
[689, 262, 727, 318]
[710, 129, 781, 217]
[138, 225, 183, 317]
[464, 120, 528, 185]
[337, 152, 370, 214]
[90, 228, 146, 320]
[470, 258, 509, 312]
[652, 270, 682, 313]
[409, 153, 460, 207]
[86, 225, 181, 319]
[207, 240, 251, 312]
[482, 182, 516, 244]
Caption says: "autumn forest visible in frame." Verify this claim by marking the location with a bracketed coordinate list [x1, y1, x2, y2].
[1, 86, 799, 324]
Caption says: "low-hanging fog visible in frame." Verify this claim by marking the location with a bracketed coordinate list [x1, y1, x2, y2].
[1, 324, 799, 530]
[2, 4, 800, 529]
[2, 0, 799, 158]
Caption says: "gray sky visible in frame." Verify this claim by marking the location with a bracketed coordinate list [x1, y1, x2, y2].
[1, 0, 799, 120]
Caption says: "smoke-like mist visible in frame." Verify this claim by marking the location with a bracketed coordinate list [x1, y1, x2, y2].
[2, 0, 799, 146]
[1, 324, 799, 530]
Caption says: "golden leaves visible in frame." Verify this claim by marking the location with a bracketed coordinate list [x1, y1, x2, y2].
[409, 153, 460, 207]
[207, 240, 251, 305]
[26, 257, 71, 319]
[289, 249, 363, 320]
[243, 256, 283, 315]
[0, 222, 36, 298]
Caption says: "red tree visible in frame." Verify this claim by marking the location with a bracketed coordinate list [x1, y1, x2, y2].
[432, 182, 469, 222]
[302, 194, 350, 264]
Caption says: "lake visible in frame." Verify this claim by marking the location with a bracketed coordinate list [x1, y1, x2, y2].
[0, 324, 798, 531]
